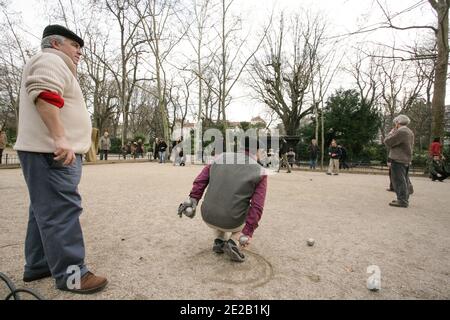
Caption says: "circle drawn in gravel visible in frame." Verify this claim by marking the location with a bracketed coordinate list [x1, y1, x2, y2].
[190, 249, 274, 288]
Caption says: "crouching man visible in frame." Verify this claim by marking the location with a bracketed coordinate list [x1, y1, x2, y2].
[178, 137, 268, 262]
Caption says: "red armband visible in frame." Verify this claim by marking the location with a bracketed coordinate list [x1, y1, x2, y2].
[38, 91, 64, 109]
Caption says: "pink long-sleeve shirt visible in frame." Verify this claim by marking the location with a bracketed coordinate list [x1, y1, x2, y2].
[189, 164, 267, 237]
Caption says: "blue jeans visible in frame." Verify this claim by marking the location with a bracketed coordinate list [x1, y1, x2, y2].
[18, 151, 88, 289]
[310, 158, 317, 169]
[159, 151, 166, 163]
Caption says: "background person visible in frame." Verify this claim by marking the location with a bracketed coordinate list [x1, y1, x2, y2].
[384, 115, 414, 208]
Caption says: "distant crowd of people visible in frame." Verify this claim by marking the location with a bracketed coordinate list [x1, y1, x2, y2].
[257, 138, 350, 175]
[120, 140, 145, 160]
[94, 131, 189, 164]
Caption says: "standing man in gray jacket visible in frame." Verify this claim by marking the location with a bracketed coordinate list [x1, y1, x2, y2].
[14, 25, 107, 293]
[99, 130, 111, 161]
[384, 115, 414, 208]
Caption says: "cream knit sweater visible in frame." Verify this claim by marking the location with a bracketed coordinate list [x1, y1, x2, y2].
[14, 48, 92, 154]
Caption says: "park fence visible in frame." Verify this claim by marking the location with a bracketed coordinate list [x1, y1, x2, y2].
[0, 153, 427, 175]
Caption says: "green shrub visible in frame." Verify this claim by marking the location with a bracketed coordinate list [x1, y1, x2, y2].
[358, 143, 387, 163]
[412, 151, 429, 168]
[110, 137, 122, 153]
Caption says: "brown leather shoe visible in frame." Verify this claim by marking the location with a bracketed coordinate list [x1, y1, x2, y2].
[62, 272, 108, 294]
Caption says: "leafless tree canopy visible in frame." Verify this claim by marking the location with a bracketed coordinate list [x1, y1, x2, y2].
[0, 0, 447, 153]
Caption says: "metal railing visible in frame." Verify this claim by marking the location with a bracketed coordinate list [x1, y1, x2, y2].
[0, 153, 156, 167]
[0, 154, 20, 166]
[1, 153, 427, 174]
[284, 160, 426, 175]
[95, 153, 153, 161]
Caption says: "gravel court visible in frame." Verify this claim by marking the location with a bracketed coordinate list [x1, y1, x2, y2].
[1, 162, 449, 300]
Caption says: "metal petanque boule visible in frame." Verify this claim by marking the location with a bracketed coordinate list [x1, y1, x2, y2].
[239, 235, 249, 246]
[185, 207, 194, 216]
[307, 238, 315, 246]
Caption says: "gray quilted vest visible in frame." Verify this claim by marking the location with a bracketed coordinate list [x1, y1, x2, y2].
[201, 152, 263, 229]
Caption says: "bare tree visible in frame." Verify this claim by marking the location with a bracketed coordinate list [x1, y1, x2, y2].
[428, 0, 449, 139]
[101, 0, 147, 144]
[213, 0, 270, 126]
[377, 49, 431, 144]
[128, 84, 158, 138]
[374, 0, 449, 139]
[350, 42, 435, 147]
[131, 0, 189, 142]
[250, 12, 324, 136]
[184, 0, 217, 121]
[200, 66, 220, 122]
[347, 51, 381, 109]
[81, 30, 121, 134]
[0, 4, 34, 130]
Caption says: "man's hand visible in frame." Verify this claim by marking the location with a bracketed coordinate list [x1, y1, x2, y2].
[239, 233, 252, 248]
[35, 99, 75, 166]
[178, 197, 198, 218]
[54, 137, 76, 166]
[437, 173, 442, 178]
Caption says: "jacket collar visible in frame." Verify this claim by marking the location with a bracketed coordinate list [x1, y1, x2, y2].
[42, 48, 77, 77]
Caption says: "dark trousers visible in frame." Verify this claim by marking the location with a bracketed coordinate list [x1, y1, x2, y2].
[388, 167, 394, 190]
[431, 172, 449, 181]
[18, 151, 88, 289]
[100, 149, 109, 160]
[390, 161, 410, 206]
[0, 148, 3, 164]
[339, 159, 349, 169]
[389, 166, 413, 193]
[278, 154, 291, 173]
[309, 157, 317, 169]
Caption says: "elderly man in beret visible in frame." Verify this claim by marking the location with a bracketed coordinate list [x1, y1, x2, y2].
[384, 115, 415, 208]
[14, 25, 108, 293]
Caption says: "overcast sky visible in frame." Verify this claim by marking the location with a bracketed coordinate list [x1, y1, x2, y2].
[7, 0, 449, 122]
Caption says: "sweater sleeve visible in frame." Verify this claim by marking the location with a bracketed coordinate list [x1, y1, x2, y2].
[384, 130, 406, 148]
[37, 91, 65, 108]
[242, 175, 268, 238]
[189, 165, 211, 201]
[25, 54, 71, 104]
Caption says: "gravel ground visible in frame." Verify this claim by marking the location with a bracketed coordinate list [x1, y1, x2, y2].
[1, 162, 449, 300]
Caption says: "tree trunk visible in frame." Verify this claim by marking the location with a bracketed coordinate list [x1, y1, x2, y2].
[121, 35, 128, 145]
[153, 11, 170, 142]
[321, 101, 325, 170]
[197, 38, 203, 122]
[315, 103, 319, 142]
[221, 0, 227, 127]
[430, 0, 449, 139]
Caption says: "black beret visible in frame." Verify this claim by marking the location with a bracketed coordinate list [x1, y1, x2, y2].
[42, 24, 84, 48]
